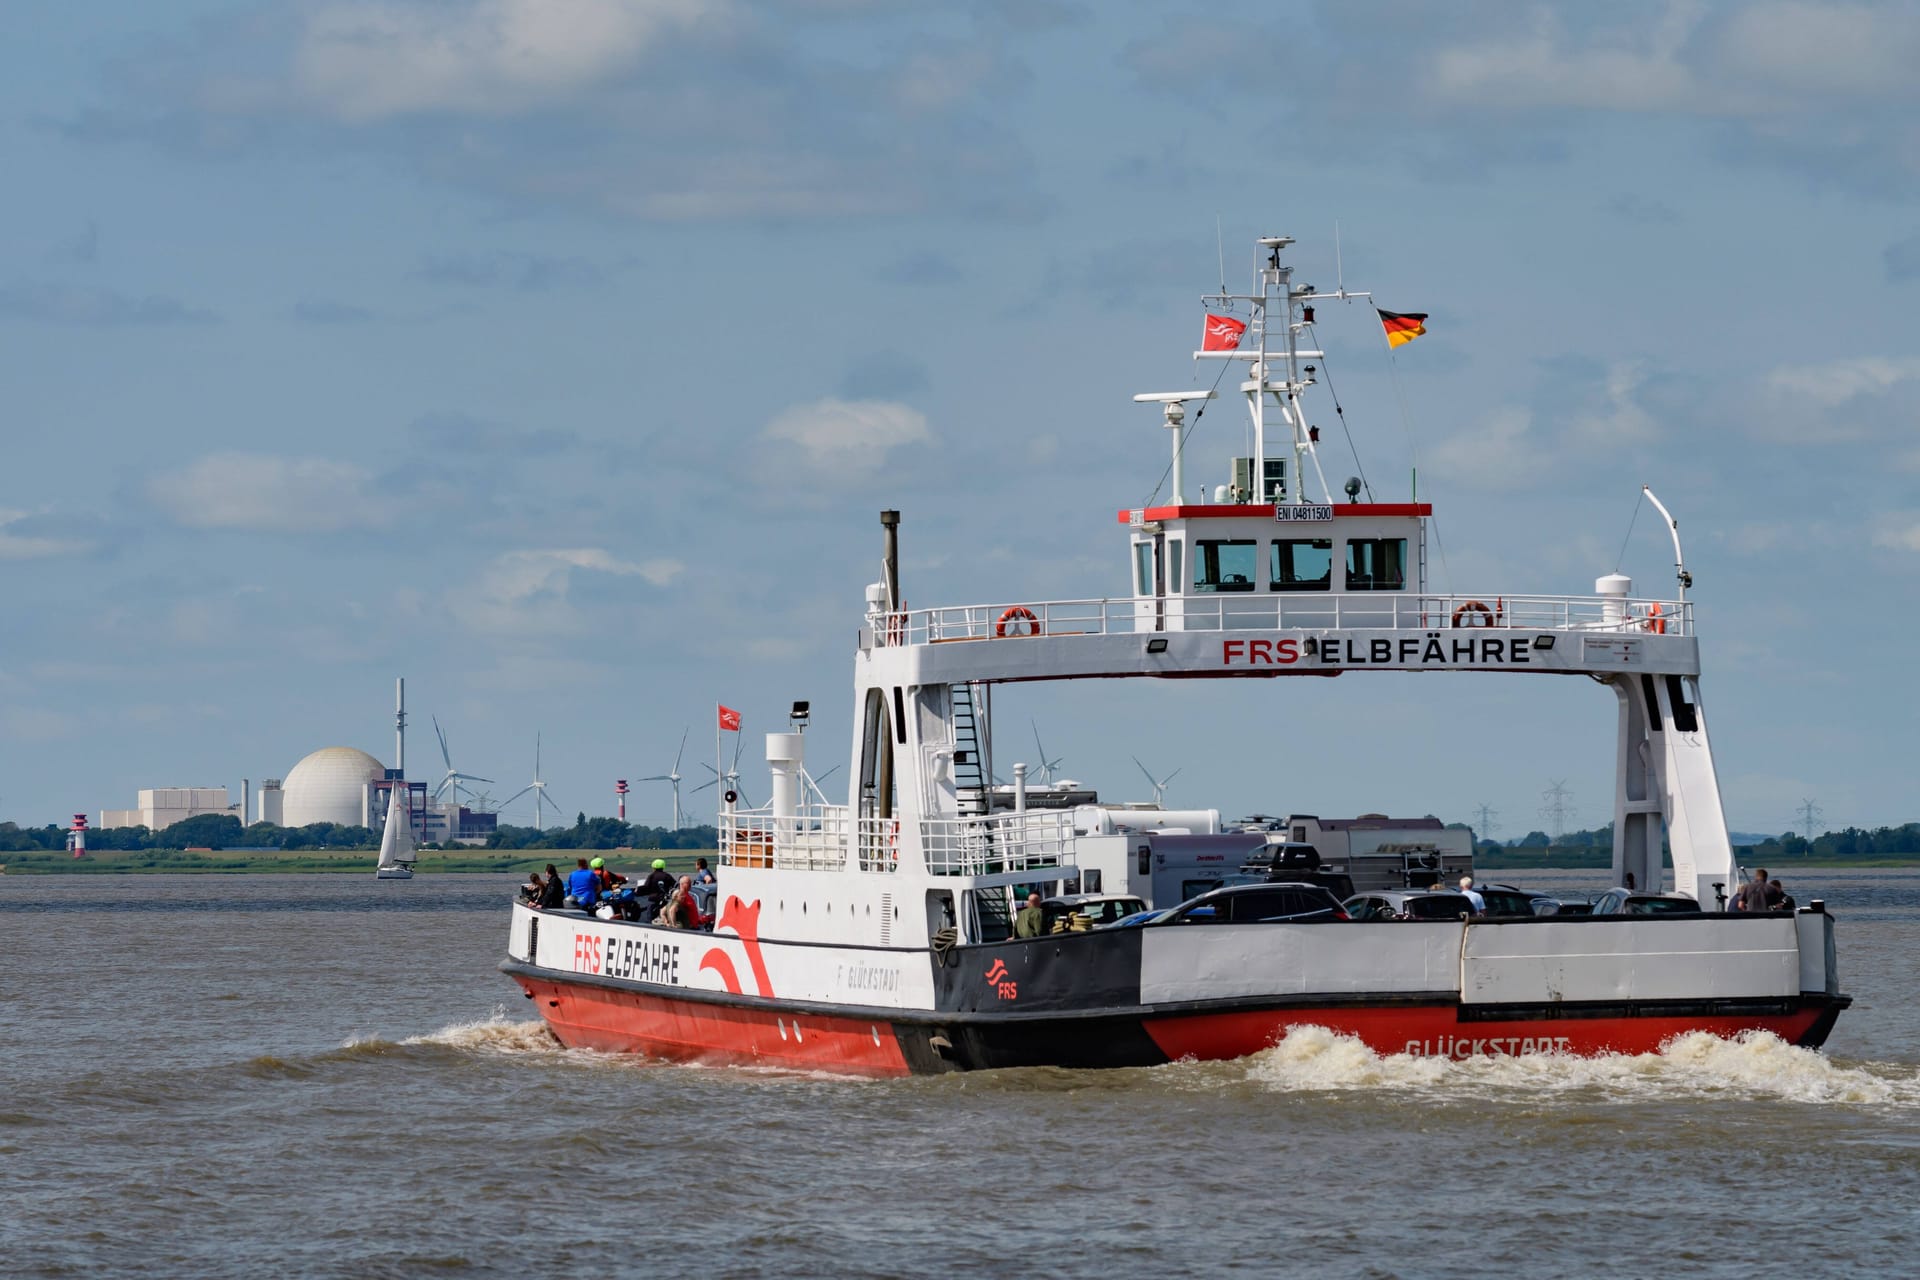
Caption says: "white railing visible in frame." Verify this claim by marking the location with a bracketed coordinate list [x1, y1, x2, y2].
[720, 803, 1078, 877]
[720, 804, 854, 873]
[921, 809, 1077, 877]
[871, 592, 1688, 646]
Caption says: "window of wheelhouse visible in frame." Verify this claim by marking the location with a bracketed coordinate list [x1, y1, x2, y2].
[1271, 538, 1332, 591]
[858, 687, 896, 819]
[1133, 540, 1153, 596]
[1345, 538, 1408, 591]
[1193, 539, 1257, 592]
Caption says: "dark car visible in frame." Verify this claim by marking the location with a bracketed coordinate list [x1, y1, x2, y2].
[1477, 882, 1562, 916]
[1589, 888, 1702, 916]
[1343, 890, 1476, 921]
[1163, 882, 1349, 924]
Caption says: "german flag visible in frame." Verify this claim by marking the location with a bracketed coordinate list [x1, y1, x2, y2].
[1377, 309, 1428, 348]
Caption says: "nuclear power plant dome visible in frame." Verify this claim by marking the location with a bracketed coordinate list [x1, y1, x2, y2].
[281, 746, 386, 828]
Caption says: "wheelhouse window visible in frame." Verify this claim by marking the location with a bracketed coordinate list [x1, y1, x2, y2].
[1133, 541, 1153, 596]
[1194, 539, 1257, 592]
[1271, 538, 1332, 591]
[1345, 538, 1407, 591]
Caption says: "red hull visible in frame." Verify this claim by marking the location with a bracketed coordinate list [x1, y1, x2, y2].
[517, 974, 914, 1076]
[1143, 1004, 1835, 1063]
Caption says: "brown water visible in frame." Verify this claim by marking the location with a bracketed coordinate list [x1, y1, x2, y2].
[2, 870, 1917, 1278]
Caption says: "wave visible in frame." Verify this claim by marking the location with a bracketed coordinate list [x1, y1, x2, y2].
[1240, 1025, 1919, 1105]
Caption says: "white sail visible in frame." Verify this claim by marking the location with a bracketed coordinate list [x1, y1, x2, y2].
[375, 784, 417, 878]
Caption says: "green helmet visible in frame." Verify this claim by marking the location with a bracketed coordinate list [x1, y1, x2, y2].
[652, 858, 667, 870]
[589, 857, 605, 869]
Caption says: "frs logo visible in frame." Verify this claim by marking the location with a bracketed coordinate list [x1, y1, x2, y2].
[983, 958, 1017, 1001]
[1202, 313, 1247, 351]
[572, 932, 602, 974]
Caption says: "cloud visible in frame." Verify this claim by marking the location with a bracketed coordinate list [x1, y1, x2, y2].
[1424, 406, 1555, 491]
[66, 3, 1041, 223]
[1565, 361, 1660, 444]
[875, 250, 964, 286]
[454, 547, 683, 634]
[759, 398, 932, 480]
[0, 509, 91, 560]
[1873, 518, 1920, 553]
[292, 0, 722, 121]
[1765, 356, 1920, 407]
[149, 453, 388, 531]
[0, 281, 216, 326]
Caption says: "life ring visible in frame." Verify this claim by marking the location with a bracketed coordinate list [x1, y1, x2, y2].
[996, 606, 1041, 638]
[1644, 602, 1666, 635]
[1451, 600, 1494, 628]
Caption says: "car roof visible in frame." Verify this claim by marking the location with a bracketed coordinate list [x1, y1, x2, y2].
[1043, 893, 1143, 907]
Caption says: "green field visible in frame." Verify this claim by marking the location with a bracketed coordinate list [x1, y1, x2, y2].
[0, 848, 716, 876]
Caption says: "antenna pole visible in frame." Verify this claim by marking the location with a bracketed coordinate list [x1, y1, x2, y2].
[1640, 486, 1689, 609]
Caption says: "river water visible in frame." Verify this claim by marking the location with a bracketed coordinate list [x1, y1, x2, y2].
[3, 869, 1917, 1278]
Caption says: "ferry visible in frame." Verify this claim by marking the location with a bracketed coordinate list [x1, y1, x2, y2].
[502, 233, 1849, 1074]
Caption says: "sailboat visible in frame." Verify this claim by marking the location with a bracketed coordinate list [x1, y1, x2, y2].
[374, 785, 417, 880]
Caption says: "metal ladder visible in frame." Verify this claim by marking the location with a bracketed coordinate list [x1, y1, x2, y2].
[951, 681, 989, 817]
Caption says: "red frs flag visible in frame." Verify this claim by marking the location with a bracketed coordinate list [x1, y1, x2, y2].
[1202, 313, 1247, 351]
[717, 705, 741, 732]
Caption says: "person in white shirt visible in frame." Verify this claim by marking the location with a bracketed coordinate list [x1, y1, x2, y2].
[1457, 875, 1486, 914]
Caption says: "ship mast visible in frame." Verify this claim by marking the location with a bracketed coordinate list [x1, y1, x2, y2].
[1199, 234, 1365, 505]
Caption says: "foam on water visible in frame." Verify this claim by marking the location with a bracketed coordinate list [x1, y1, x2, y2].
[399, 1013, 563, 1056]
[1244, 1025, 1920, 1106]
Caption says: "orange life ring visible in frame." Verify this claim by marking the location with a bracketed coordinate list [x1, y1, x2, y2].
[1645, 602, 1666, 635]
[1451, 600, 1494, 628]
[996, 606, 1041, 638]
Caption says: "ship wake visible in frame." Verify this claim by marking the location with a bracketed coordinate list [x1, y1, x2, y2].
[1239, 1025, 1918, 1106]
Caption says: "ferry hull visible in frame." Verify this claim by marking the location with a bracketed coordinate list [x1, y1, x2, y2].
[505, 961, 1848, 1077]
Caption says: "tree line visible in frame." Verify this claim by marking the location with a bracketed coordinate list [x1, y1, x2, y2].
[1458, 820, 1920, 859]
[0, 814, 720, 853]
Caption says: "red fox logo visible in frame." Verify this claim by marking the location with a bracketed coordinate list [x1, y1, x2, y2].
[698, 895, 775, 998]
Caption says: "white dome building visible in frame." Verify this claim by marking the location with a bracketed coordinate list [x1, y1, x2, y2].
[281, 746, 386, 828]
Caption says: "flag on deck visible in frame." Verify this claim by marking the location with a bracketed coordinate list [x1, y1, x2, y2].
[1377, 309, 1428, 348]
[718, 705, 741, 732]
[1202, 313, 1247, 351]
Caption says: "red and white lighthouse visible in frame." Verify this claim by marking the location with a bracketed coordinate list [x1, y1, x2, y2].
[67, 814, 89, 859]
[615, 779, 628, 822]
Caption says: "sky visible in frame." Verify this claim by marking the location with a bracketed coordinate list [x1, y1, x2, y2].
[3, 0, 1918, 839]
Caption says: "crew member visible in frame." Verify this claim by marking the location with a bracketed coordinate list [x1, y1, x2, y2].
[1014, 891, 1045, 938]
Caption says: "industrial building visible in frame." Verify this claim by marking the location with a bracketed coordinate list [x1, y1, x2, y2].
[100, 787, 239, 831]
[99, 683, 499, 845]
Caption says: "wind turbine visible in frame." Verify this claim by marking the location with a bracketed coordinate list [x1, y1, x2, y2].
[1133, 755, 1182, 807]
[801, 764, 841, 807]
[693, 732, 753, 808]
[1031, 721, 1065, 787]
[502, 733, 564, 829]
[430, 715, 493, 805]
[638, 727, 689, 830]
